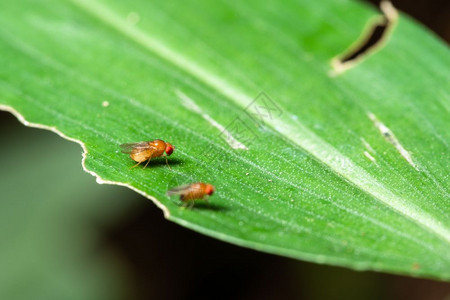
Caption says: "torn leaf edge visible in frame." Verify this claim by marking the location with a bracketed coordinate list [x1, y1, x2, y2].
[0, 104, 171, 218]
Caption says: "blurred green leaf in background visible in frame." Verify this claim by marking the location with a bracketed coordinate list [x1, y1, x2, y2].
[0, 119, 135, 300]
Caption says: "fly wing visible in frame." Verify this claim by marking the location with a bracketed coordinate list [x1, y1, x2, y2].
[120, 142, 153, 154]
[167, 184, 192, 196]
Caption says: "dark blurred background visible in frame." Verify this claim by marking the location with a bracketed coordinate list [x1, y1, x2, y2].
[1, 1, 449, 299]
[369, 0, 450, 43]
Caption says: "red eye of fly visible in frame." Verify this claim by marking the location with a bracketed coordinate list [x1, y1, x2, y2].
[205, 185, 215, 196]
[165, 143, 174, 156]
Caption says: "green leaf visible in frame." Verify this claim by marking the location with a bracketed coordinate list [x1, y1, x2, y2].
[0, 0, 449, 280]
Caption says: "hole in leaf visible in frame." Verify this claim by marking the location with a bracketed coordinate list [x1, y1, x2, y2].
[339, 18, 389, 63]
[331, 1, 398, 74]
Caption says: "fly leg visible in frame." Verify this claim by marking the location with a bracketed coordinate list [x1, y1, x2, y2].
[204, 196, 210, 208]
[131, 161, 143, 168]
[143, 157, 152, 169]
[189, 201, 195, 209]
[181, 200, 194, 209]
[163, 153, 171, 169]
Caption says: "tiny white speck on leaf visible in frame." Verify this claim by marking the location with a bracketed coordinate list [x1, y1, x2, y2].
[126, 12, 140, 25]
[102, 101, 110, 107]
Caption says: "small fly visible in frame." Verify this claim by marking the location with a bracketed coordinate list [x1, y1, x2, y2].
[167, 182, 215, 208]
[120, 139, 174, 168]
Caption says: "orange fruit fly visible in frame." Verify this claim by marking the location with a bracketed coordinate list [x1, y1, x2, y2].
[167, 182, 215, 208]
[120, 139, 174, 168]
